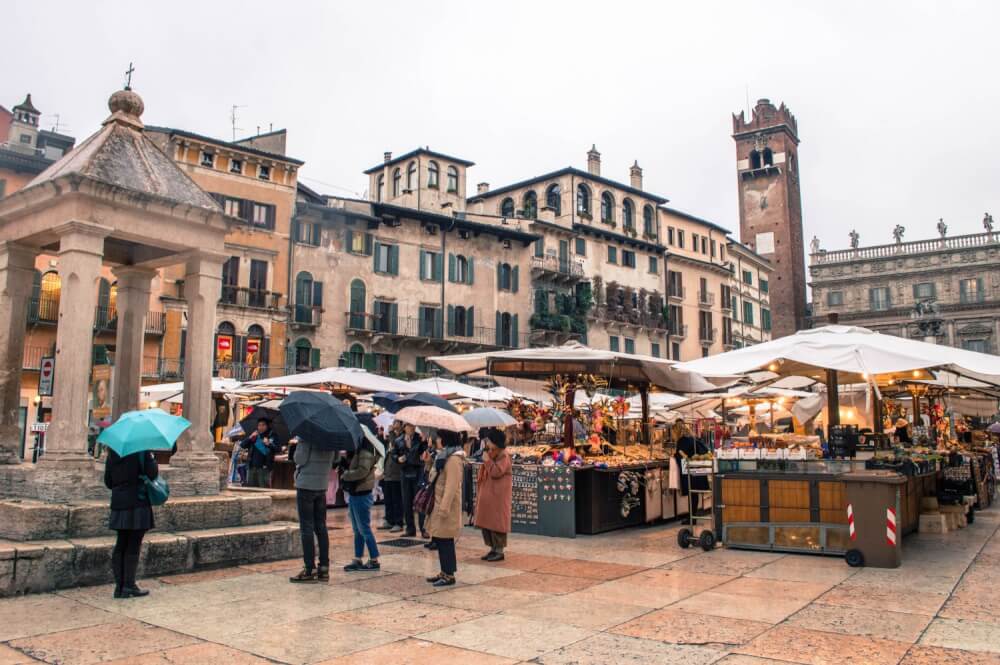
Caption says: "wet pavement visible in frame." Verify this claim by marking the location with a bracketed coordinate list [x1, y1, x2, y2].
[1, 506, 998, 664]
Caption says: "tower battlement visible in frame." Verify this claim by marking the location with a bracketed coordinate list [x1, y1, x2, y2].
[733, 98, 798, 139]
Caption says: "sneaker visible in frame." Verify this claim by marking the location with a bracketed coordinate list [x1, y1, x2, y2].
[425, 572, 444, 583]
[364, 560, 381, 571]
[289, 568, 317, 583]
[316, 566, 329, 582]
[432, 574, 456, 588]
[389, 525, 403, 533]
[343, 560, 366, 572]
[484, 551, 505, 562]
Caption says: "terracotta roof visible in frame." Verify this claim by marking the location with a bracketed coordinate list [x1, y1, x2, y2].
[27, 90, 221, 211]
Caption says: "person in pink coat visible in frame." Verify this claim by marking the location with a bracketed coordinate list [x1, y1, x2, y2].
[473, 435, 513, 562]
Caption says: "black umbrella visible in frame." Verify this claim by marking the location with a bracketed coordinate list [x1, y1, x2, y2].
[355, 411, 378, 432]
[388, 392, 458, 414]
[279, 391, 361, 451]
[370, 392, 400, 410]
[239, 406, 290, 445]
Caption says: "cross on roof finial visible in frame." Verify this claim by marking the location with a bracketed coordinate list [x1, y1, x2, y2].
[124, 62, 135, 91]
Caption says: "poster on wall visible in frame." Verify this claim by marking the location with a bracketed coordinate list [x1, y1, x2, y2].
[91, 364, 113, 420]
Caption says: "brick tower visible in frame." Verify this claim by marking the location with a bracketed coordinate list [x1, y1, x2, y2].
[732, 98, 805, 338]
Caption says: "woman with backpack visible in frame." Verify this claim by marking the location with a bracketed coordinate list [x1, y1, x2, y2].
[340, 435, 383, 571]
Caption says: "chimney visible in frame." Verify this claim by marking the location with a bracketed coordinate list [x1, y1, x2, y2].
[477, 182, 489, 194]
[383, 151, 392, 164]
[630, 161, 643, 190]
[587, 144, 601, 176]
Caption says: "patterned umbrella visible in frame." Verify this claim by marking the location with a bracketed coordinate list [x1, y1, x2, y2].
[394, 406, 473, 433]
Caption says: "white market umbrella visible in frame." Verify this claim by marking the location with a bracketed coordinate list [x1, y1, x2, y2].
[374, 411, 395, 430]
[394, 406, 474, 432]
[463, 407, 518, 429]
[140, 378, 242, 404]
[243, 367, 415, 393]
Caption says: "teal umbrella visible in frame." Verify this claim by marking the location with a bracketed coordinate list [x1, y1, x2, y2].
[97, 409, 192, 457]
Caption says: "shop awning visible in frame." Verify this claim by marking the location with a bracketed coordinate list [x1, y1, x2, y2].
[242, 367, 415, 394]
[405, 377, 519, 402]
[140, 378, 242, 404]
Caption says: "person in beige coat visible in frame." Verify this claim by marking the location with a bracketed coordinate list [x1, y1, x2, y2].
[425, 429, 466, 587]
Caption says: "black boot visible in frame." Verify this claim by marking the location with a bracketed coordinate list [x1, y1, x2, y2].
[111, 549, 124, 599]
[122, 555, 149, 598]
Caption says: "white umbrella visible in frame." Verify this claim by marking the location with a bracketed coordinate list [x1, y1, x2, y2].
[140, 378, 242, 404]
[374, 411, 395, 430]
[394, 406, 474, 432]
[463, 407, 518, 429]
[243, 367, 415, 393]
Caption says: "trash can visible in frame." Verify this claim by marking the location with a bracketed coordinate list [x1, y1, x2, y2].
[839, 470, 906, 568]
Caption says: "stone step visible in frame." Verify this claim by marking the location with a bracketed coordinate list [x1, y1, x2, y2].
[0, 493, 273, 541]
[0, 521, 303, 596]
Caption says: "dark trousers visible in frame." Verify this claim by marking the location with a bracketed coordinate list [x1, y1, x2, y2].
[112, 529, 146, 589]
[481, 528, 508, 552]
[401, 474, 425, 534]
[248, 466, 271, 487]
[434, 537, 457, 575]
[383, 480, 403, 526]
[296, 489, 329, 571]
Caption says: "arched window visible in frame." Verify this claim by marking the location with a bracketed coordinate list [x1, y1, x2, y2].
[763, 148, 773, 167]
[347, 343, 365, 369]
[349, 279, 366, 329]
[295, 271, 314, 323]
[427, 161, 439, 188]
[39, 271, 61, 321]
[246, 324, 265, 374]
[455, 255, 469, 283]
[376, 174, 385, 201]
[576, 184, 591, 216]
[215, 321, 236, 371]
[600, 192, 615, 224]
[446, 165, 459, 193]
[392, 168, 402, 197]
[749, 150, 761, 170]
[523, 191, 538, 219]
[545, 184, 561, 214]
[622, 199, 634, 230]
[406, 161, 416, 190]
[294, 338, 312, 371]
[454, 305, 467, 336]
[500, 197, 515, 218]
[643, 205, 655, 236]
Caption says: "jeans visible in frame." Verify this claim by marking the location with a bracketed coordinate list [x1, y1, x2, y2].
[247, 466, 270, 488]
[112, 529, 146, 589]
[296, 489, 329, 571]
[347, 492, 380, 560]
[434, 537, 456, 575]
[383, 480, 403, 526]
[401, 474, 425, 534]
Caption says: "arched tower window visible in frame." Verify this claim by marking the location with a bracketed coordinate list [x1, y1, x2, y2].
[545, 184, 561, 214]
[392, 168, 401, 197]
[500, 197, 515, 218]
[600, 192, 615, 224]
[576, 184, 591, 216]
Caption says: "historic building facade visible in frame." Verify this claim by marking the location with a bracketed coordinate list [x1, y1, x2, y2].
[732, 98, 805, 338]
[727, 240, 773, 348]
[809, 226, 1000, 354]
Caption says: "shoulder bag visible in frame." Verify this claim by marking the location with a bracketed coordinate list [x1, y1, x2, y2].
[138, 452, 170, 506]
[413, 473, 438, 515]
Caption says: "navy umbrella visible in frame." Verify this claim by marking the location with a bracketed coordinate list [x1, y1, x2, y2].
[278, 391, 360, 451]
[355, 411, 378, 433]
[387, 392, 458, 414]
[239, 406, 290, 445]
[370, 392, 400, 410]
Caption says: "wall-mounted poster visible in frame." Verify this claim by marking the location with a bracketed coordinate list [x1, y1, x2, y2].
[91, 364, 113, 420]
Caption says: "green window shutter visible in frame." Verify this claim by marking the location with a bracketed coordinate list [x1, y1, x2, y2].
[467, 305, 475, 336]
[467, 257, 475, 284]
[389, 245, 399, 275]
[512, 266, 519, 293]
[448, 253, 456, 282]
[419, 250, 427, 280]
[390, 355, 399, 372]
[373, 242, 381, 271]
[496, 262, 502, 289]
[512, 314, 519, 347]
[363, 353, 376, 372]
[345, 228, 353, 252]
[389, 303, 398, 333]
[535, 288, 546, 315]
[495, 311, 502, 345]
[364, 233, 374, 256]
[310, 348, 321, 369]
[447, 305, 455, 335]
[534, 239, 544, 258]
[435, 253, 443, 281]
[977, 278, 984, 300]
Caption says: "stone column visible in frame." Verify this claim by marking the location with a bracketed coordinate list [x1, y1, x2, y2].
[947, 320, 956, 347]
[42, 225, 107, 462]
[169, 252, 224, 496]
[0, 242, 39, 464]
[110, 267, 156, 420]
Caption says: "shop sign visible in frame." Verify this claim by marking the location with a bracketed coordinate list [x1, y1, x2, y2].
[217, 337, 232, 351]
[30, 422, 49, 433]
[246, 340, 260, 353]
[38, 356, 55, 396]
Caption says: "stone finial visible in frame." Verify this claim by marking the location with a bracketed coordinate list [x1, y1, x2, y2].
[104, 88, 145, 130]
[587, 144, 601, 176]
[629, 160, 643, 190]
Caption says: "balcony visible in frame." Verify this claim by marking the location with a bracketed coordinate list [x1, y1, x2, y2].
[291, 304, 322, 330]
[22, 346, 50, 371]
[669, 323, 688, 339]
[668, 286, 686, 302]
[699, 327, 717, 344]
[213, 361, 287, 382]
[346, 313, 528, 349]
[26, 296, 59, 324]
[530, 256, 584, 283]
[698, 291, 715, 307]
[219, 286, 282, 310]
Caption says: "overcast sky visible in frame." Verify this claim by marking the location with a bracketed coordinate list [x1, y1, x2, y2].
[7, 1, 1000, 250]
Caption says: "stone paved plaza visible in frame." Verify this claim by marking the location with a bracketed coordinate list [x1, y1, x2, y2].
[1, 506, 998, 665]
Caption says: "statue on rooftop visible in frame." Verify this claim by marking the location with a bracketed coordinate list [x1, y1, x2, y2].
[985, 212, 995, 233]
[937, 218, 947, 238]
[809, 236, 820, 254]
[892, 224, 905, 244]
[849, 229, 859, 249]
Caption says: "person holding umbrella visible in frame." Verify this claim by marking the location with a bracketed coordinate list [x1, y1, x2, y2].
[474, 432, 512, 562]
[397, 423, 428, 538]
[425, 429, 467, 587]
[240, 418, 281, 487]
[98, 409, 189, 599]
[288, 435, 337, 583]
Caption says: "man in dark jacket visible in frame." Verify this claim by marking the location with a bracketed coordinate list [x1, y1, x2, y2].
[240, 418, 281, 487]
[397, 424, 427, 537]
[379, 425, 403, 532]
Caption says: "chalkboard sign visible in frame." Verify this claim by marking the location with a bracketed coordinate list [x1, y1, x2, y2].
[511, 465, 540, 532]
[537, 465, 576, 538]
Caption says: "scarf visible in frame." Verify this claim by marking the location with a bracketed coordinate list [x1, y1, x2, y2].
[435, 445, 463, 471]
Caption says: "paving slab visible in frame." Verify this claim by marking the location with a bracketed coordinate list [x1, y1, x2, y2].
[418, 613, 593, 661]
[7, 619, 198, 665]
[736, 625, 912, 665]
[534, 631, 725, 665]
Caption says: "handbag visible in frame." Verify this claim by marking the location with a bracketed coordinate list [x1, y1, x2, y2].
[138, 452, 170, 506]
[413, 473, 438, 515]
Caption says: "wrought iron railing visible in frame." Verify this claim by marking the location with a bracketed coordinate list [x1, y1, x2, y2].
[219, 286, 282, 310]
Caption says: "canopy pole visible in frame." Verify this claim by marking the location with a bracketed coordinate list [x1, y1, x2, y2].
[563, 379, 576, 455]
[911, 392, 920, 426]
[826, 369, 841, 432]
[873, 391, 884, 434]
[640, 386, 650, 447]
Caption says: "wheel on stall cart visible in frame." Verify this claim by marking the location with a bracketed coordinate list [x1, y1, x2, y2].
[845, 549, 865, 567]
[698, 530, 716, 551]
[677, 528, 693, 548]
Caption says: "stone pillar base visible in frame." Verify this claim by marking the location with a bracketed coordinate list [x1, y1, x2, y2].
[31, 456, 106, 503]
[163, 454, 222, 497]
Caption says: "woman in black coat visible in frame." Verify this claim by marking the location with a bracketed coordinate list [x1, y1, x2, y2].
[104, 449, 158, 598]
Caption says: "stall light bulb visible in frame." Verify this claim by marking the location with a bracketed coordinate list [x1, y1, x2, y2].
[768, 363, 779, 372]
[862, 373, 868, 380]
[149, 401, 159, 409]
[912, 370, 920, 378]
